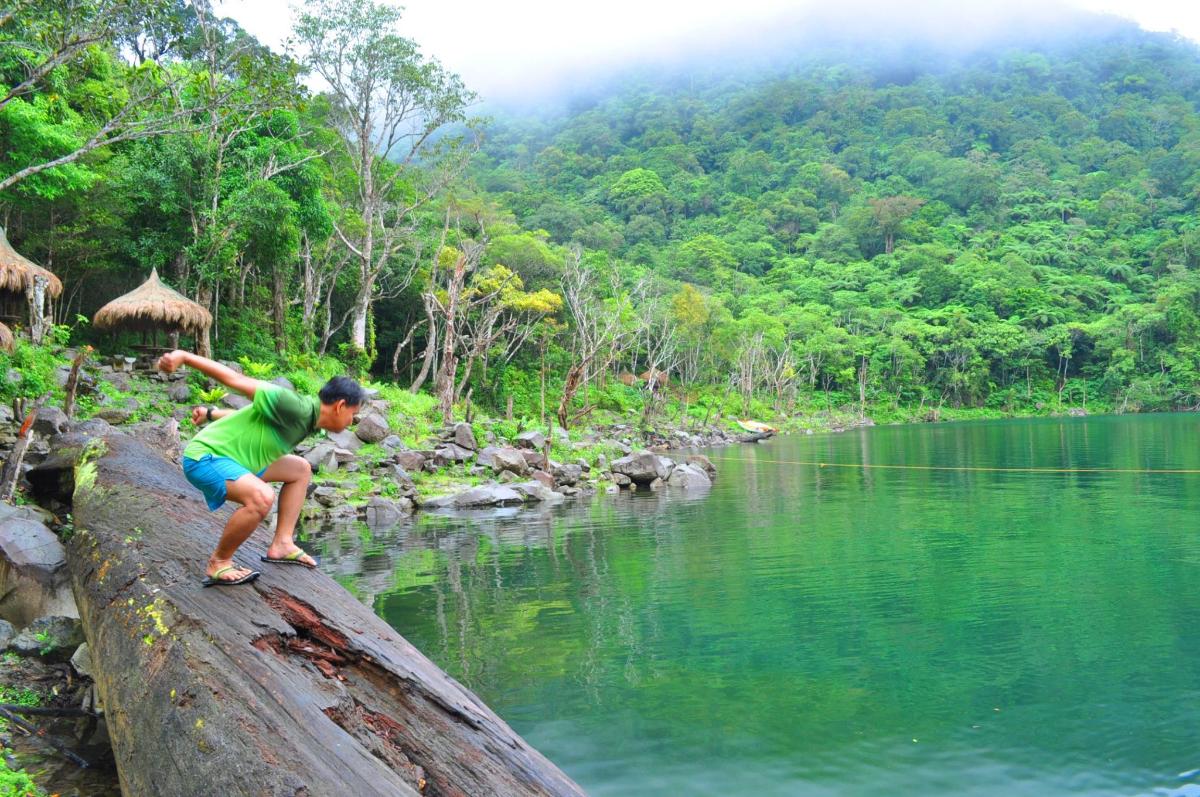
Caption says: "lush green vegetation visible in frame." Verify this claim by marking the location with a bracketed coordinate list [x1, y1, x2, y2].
[5, 3, 1200, 426]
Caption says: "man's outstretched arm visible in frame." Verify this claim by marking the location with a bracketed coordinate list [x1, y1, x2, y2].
[157, 350, 262, 399]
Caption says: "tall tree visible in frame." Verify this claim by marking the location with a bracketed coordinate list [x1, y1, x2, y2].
[292, 0, 476, 367]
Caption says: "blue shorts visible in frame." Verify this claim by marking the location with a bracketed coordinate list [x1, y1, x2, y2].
[182, 454, 267, 511]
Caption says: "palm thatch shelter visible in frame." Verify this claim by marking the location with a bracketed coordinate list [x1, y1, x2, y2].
[93, 268, 212, 351]
[0, 226, 63, 342]
[0, 321, 13, 353]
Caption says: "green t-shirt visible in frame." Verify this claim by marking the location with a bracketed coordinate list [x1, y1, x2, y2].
[183, 383, 320, 473]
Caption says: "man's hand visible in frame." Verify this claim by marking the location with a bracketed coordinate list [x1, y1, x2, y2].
[158, 349, 188, 373]
[191, 406, 208, 426]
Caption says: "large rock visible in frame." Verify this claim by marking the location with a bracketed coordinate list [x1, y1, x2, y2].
[475, 446, 500, 468]
[311, 486, 339, 507]
[10, 615, 84, 661]
[432, 444, 474, 467]
[32, 407, 70, 437]
[362, 497, 412, 526]
[610, 450, 671, 485]
[0, 618, 13, 650]
[394, 451, 427, 472]
[71, 641, 94, 678]
[355, 413, 391, 444]
[271, 376, 296, 391]
[327, 429, 363, 452]
[686, 454, 717, 480]
[380, 435, 404, 450]
[551, 463, 583, 486]
[450, 485, 525, 508]
[515, 430, 546, 450]
[0, 517, 75, 627]
[452, 422, 477, 451]
[522, 450, 548, 470]
[128, 418, 183, 464]
[303, 442, 338, 473]
[667, 463, 712, 490]
[167, 382, 192, 403]
[491, 447, 530, 476]
[508, 481, 565, 505]
[94, 406, 134, 424]
[387, 464, 416, 494]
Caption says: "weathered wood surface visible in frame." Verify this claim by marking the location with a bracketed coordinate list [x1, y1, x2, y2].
[35, 427, 586, 797]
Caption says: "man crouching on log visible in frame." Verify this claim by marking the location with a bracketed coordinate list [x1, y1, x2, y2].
[157, 350, 365, 587]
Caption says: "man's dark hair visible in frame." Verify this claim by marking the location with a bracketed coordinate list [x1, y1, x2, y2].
[319, 376, 366, 407]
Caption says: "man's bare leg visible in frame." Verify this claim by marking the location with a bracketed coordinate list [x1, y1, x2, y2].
[208, 474, 275, 582]
[261, 455, 316, 567]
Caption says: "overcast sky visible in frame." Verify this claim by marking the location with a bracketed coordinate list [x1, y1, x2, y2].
[212, 0, 1200, 104]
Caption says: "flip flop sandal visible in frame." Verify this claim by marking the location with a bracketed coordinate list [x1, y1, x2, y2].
[260, 549, 319, 569]
[202, 565, 261, 587]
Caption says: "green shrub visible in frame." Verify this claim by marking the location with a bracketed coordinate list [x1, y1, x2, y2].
[0, 339, 65, 403]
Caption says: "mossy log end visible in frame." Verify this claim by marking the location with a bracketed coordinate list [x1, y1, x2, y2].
[46, 429, 586, 797]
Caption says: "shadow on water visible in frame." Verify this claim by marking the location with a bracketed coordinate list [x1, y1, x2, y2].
[303, 414, 1200, 797]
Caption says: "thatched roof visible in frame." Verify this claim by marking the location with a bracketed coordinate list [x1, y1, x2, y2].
[93, 268, 212, 335]
[0, 227, 63, 299]
[0, 321, 12, 353]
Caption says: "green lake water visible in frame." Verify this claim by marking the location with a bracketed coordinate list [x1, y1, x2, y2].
[309, 414, 1200, 796]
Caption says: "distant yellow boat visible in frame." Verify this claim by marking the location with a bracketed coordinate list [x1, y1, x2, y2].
[736, 420, 778, 434]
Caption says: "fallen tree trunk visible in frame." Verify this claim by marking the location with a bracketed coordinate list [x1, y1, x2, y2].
[31, 424, 586, 797]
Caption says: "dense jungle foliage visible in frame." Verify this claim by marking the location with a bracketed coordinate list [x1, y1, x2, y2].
[5, 1, 1200, 423]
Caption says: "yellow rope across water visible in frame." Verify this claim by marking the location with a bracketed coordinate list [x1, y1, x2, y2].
[722, 457, 1200, 475]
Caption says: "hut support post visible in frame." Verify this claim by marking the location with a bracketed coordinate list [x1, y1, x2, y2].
[26, 274, 48, 344]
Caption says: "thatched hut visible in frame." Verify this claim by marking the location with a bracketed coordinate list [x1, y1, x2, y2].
[0, 321, 13, 353]
[93, 268, 212, 351]
[0, 226, 63, 341]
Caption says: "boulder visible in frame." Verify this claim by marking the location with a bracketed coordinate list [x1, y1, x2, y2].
[388, 464, 415, 492]
[363, 497, 411, 526]
[515, 430, 546, 450]
[0, 404, 13, 425]
[667, 463, 712, 490]
[0, 517, 75, 627]
[491, 447, 529, 476]
[128, 418, 183, 464]
[452, 422, 477, 451]
[610, 450, 671, 485]
[327, 429, 363, 452]
[611, 472, 632, 487]
[0, 618, 13, 650]
[432, 444, 474, 466]
[497, 470, 519, 484]
[531, 470, 554, 489]
[312, 486, 339, 507]
[552, 427, 570, 445]
[303, 442, 339, 473]
[94, 406, 134, 425]
[355, 413, 391, 444]
[10, 615, 85, 661]
[509, 481, 564, 504]
[380, 435, 404, 450]
[167, 382, 192, 403]
[394, 451, 427, 472]
[449, 485, 524, 508]
[685, 454, 717, 480]
[476, 446, 500, 468]
[552, 463, 583, 486]
[522, 450, 548, 470]
[271, 376, 295, 391]
[70, 641, 94, 678]
[333, 447, 356, 465]
[32, 407, 70, 437]
[104, 371, 133, 392]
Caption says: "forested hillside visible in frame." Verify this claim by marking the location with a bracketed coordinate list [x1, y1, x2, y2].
[5, 2, 1200, 426]
[471, 27, 1200, 417]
